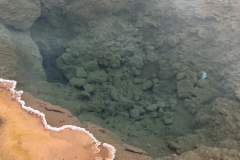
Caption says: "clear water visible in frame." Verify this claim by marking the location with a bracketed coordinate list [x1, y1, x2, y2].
[2, 0, 240, 159]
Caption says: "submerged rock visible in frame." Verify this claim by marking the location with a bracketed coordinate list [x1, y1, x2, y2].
[129, 55, 144, 69]
[69, 77, 86, 87]
[84, 60, 99, 72]
[118, 95, 135, 109]
[177, 80, 194, 98]
[79, 91, 91, 99]
[141, 80, 153, 90]
[130, 109, 140, 118]
[146, 104, 158, 112]
[0, 0, 41, 30]
[149, 111, 159, 118]
[111, 88, 119, 101]
[83, 83, 94, 92]
[76, 67, 87, 78]
[164, 118, 173, 125]
[87, 70, 108, 83]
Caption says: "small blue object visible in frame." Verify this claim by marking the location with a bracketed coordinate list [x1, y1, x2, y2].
[202, 71, 207, 79]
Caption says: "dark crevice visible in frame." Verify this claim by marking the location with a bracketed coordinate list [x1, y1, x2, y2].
[42, 56, 68, 84]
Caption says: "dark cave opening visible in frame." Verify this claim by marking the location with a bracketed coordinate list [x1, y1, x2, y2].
[42, 56, 68, 84]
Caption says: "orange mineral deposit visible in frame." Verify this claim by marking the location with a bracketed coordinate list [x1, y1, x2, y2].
[0, 78, 116, 160]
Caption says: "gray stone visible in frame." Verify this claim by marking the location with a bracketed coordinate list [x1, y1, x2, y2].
[61, 53, 74, 65]
[146, 104, 158, 112]
[152, 78, 159, 84]
[125, 43, 138, 54]
[131, 67, 141, 76]
[167, 141, 181, 150]
[133, 78, 142, 84]
[155, 40, 164, 48]
[149, 112, 159, 118]
[196, 79, 207, 88]
[84, 60, 99, 72]
[79, 91, 91, 99]
[168, 36, 179, 47]
[146, 45, 155, 51]
[109, 47, 118, 52]
[109, 58, 121, 68]
[115, 42, 122, 47]
[141, 80, 153, 90]
[83, 83, 94, 92]
[169, 98, 177, 111]
[118, 95, 135, 109]
[133, 88, 143, 96]
[134, 95, 141, 101]
[164, 118, 173, 125]
[137, 100, 151, 107]
[87, 70, 108, 83]
[129, 55, 144, 69]
[69, 77, 86, 87]
[177, 80, 194, 98]
[147, 144, 152, 148]
[106, 41, 115, 47]
[133, 105, 146, 114]
[76, 67, 87, 78]
[0, 0, 41, 30]
[176, 72, 187, 80]
[111, 88, 119, 101]
[158, 108, 164, 113]
[130, 109, 140, 118]
[157, 102, 166, 108]
[235, 89, 240, 101]
[61, 66, 75, 80]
